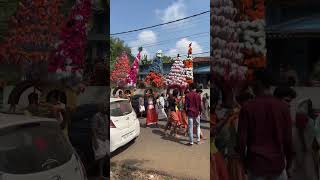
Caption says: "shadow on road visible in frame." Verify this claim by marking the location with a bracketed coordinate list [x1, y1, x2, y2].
[111, 139, 136, 158]
[152, 129, 189, 145]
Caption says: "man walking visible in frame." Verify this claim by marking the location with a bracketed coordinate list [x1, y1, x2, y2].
[186, 83, 202, 145]
[238, 69, 293, 180]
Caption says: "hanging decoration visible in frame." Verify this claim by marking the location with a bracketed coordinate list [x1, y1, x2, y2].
[0, 0, 64, 64]
[144, 50, 165, 88]
[110, 52, 130, 87]
[211, 0, 247, 82]
[184, 43, 194, 84]
[166, 54, 188, 88]
[238, 0, 266, 80]
[47, 0, 92, 86]
[127, 47, 143, 87]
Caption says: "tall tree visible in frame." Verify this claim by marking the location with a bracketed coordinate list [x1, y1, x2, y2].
[110, 37, 134, 70]
[0, 0, 19, 42]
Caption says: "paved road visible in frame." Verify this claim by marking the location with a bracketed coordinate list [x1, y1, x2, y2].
[111, 117, 210, 180]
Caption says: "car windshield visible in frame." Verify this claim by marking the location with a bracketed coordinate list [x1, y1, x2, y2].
[0, 121, 73, 174]
[110, 100, 132, 117]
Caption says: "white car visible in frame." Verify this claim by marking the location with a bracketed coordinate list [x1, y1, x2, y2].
[0, 113, 87, 180]
[110, 98, 140, 153]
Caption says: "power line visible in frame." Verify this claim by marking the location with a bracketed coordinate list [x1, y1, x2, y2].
[139, 41, 210, 56]
[112, 16, 210, 42]
[110, 10, 210, 35]
[112, 15, 210, 40]
[129, 32, 209, 49]
[171, 51, 210, 58]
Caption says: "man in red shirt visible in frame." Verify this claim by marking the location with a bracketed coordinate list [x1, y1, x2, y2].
[186, 83, 202, 145]
[237, 69, 293, 180]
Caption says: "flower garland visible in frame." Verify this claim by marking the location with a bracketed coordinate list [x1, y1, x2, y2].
[166, 55, 188, 88]
[110, 53, 130, 87]
[238, 0, 266, 80]
[211, 0, 247, 81]
[145, 72, 165, 88]
[144, 51, 165, 88]
[0, 0, 63, 64]
[184, 57, 194, 84]
[183, 43, 194, 84]
[47, 0, 91, 85]
[127, 48, 142, 87]
[241, 0, 265, 20]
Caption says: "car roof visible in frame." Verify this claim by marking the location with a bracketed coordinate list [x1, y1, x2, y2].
[0, 113, 57, 129]
[110, 98, 129, 102]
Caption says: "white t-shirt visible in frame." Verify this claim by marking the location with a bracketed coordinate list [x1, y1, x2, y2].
[159, 96, 165, 108]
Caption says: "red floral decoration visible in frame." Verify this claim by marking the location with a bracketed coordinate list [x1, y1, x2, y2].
[48, 0, 92, 83]
[0, 0, 64, 64]
[184, 60, 193, 68]
[110, 53, 130, 87]
[144, 71, 165, 88]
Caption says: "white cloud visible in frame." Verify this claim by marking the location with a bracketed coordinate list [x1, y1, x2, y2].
[155, 0, 186, 28]
[167, 38, 203, 57]
[156, 0, 186, 23]
[129, 30, 157, 58]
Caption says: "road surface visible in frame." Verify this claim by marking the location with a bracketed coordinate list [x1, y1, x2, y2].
[111, 117, 210, 180]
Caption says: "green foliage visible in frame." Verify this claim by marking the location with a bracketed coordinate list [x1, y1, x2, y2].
[162, 55, 173, 64]
[110, 37, 134, 70]
[140, 55, 152, 65]
[0, 0, 19, 42]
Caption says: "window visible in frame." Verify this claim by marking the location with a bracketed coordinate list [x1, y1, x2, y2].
[0, 122, 73, 174]
[110, 100, 132, 117]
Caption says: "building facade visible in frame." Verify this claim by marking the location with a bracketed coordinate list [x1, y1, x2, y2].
[266, 0, 320, 85]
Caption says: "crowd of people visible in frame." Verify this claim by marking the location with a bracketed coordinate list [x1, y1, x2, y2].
[136, 84, 210, 145]
[211, 69, 320, 180]
[114, 84, 210, 146]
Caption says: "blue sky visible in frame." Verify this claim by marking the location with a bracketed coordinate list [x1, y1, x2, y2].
[110, 0, 210, 59]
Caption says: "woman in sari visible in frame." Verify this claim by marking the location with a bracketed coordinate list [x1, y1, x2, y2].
[146, 89, 158, 127]
[215, 92, 252, 180]
[293, 98, 320, 180]
[226, 93, 253, 180]
[164, 89, 181, 137]
[201, 93, 210, 121]
[211, 97, 229, 180]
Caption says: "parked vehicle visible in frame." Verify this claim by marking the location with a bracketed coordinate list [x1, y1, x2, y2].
[110, 98, 140, 153]
[0, 113, 87, 180]
[68, 104, 109, 178]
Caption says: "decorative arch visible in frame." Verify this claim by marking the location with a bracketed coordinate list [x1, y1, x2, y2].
[8, 80, 41, 105]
